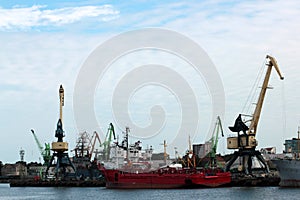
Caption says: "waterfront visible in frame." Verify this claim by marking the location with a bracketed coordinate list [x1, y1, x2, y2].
[1, 187, 300, 200]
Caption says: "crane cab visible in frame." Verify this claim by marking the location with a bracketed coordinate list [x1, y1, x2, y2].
[51, 141, 68, 151]
[227, 134, 257, 149]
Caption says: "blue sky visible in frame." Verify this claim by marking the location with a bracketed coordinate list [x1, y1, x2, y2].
[1, 0, 300, 163]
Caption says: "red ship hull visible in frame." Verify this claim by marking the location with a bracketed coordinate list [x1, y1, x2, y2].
[100, 166, 231, 189]
[189, 171, 231, 187]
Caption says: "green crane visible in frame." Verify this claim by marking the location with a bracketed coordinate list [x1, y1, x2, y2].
[206, 116, 224, 169]
[30, 129, 51, 165]
[101, 123, 116, 161]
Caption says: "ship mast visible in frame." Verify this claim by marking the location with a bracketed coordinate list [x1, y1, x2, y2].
[188, 135, 192, 153]
[125, 127, 130, 162]
[163, 140, 167, 164]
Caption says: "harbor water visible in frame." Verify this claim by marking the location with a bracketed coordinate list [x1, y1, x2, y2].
[1, 187, 300, 200]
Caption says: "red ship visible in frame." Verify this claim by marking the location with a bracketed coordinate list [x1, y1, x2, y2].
[99, 164, 231, 189]
[99, 118, 231, 189]
[189, 168, 231, 187]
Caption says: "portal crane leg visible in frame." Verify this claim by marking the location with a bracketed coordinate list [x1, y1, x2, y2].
[225, 151, 239, 172]
[226, 149, 269, 174]
[46, 152, 76, 178]
[255, 151, 270, 173]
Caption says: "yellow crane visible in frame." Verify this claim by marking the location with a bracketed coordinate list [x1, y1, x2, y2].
[51, 85, 68, 150]
[226, 55, 284, 174]
[46, 85, 76, 179]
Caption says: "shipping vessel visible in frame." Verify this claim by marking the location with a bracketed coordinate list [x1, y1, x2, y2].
[99, 164, 189, 189]
[272, 127, 300, 187]
[99, 164, 231, 189]
[99, 119, 231, 189]
[271, 159, 300, 187]
[189, 168, 231, 187]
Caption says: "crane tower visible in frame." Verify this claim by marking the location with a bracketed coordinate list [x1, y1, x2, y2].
[46, 85, 76, 179]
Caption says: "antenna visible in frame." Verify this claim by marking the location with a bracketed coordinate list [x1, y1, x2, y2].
[19, 148, 25, 162]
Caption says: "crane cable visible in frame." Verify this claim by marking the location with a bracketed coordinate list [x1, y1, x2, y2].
[241, 59, 266, 116]
[281, 81, 287, 143]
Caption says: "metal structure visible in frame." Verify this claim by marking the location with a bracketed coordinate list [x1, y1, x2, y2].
[206, 116, 224, 168]
[19, 149, 25, 162]
[101, 123, 116, 161]
[30, 129, 51, 165]
[226, 55, 284, 174]
[73, 131, 91, 159]
[160, 140, 168, 165]
[179, 138, 198, 169]
[46, 85, 76, 179]
[89, 131, 102, 160]
[72, 131, 102, 179]
[73, 131, 102, 161]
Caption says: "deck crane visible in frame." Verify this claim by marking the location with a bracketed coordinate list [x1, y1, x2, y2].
[101, 123, 116, 161]
[226, 55, 284, 174]
[30, 129, 51, 165]
[206, 116, 224, 169]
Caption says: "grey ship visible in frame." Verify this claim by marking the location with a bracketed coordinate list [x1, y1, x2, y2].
[272, 129, 300, 187]
[272, 159, 300, 187]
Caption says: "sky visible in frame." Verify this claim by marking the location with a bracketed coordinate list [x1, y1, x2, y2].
[1, 0, 300, 163]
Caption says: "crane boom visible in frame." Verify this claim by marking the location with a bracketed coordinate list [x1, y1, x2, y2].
[30, 129, 51, 165]
[248, 55, 284, 136]
[59, 85, 64, 122]
[211, 116, 224, 157]
[89, 131, 102, 160]
[101, 123, 116, 161]
[207, 116, 224, 168]
[267, 55, 284, 80]
[30, 129, 43, 154]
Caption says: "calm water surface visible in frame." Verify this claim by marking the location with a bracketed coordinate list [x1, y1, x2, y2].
[1, 187, 300, 200]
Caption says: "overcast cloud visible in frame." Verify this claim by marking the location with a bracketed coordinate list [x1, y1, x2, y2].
[0, 0, 299, 163]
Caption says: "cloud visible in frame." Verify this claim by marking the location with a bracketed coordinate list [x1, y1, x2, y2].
[1, 0, 300, 162]
[112, 0, 300, 152]
[0, 4, 120, 31]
